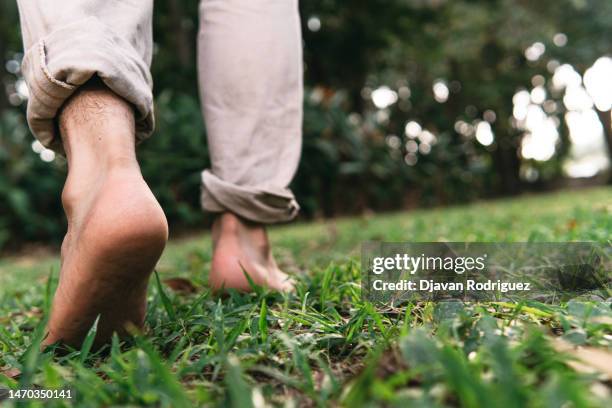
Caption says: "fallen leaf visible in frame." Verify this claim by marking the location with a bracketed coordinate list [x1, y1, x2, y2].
[589, 316, 612, 325]
[554, 338, 612, 379]
[163, 277, 197, 294]
[1, 367, 21, 379]
[0, 307, 43, 324]
[26, 307, 43, 318]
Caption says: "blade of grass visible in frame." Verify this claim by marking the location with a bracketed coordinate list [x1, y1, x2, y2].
[44, 267, 56, 315]
[259, 298, 268, 343]
[240, 262, 263, 296]
[135, 336, 193, 408]
[225, 354, 254, 408]
[492, 301, 553, 319]
[154, 270, 176, 320]
[18, 315, 48, 389]
[79, 314, 100, 364]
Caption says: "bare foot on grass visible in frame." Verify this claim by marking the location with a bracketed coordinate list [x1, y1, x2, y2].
[43, 79, 168, 347]
[209, 213, 294, 292]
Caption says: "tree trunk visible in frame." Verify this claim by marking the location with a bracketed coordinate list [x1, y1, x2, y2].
[0, 40, 8, 113]
[167, 0, 192, 70]
[595, 108, 612, 183]
[493, 141, 522, 195]
[492, 113, 523, 195]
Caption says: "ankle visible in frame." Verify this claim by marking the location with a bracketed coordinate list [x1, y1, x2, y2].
[214, 213, 242, 233]
[62, 132, 138, 174]
[214, 212, 266, 236]
[213, 213, 274, 256]
[61, 167, 168, 250]
[61, 165, 139, 214]
[59, 77, 137, 165]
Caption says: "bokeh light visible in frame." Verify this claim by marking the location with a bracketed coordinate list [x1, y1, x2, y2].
[475, 121, 494, 146]
[432, 80, 449, 103]
[584, 57, 612, 111]
[372, 86, 398, 109]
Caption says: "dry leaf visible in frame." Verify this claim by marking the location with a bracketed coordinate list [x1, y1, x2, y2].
[163, 277, 197, 294]
[1, 367, 21, 379]
[554, 338, 612, 379]
[589, 316, 612, 325]
[0, 307, 43, 324]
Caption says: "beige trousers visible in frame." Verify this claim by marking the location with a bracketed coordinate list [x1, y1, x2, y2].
[16, 0, 303, 224]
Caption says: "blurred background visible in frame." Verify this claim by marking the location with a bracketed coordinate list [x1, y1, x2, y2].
[1, 0, 611, 251]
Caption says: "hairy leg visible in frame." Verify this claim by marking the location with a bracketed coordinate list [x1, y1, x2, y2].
[44, 79, 168, 347]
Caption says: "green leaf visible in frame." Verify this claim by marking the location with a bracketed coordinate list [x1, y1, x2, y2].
[80, 314, 100, 364]
[154, 270, 176, 320]
[259, 298, 268, 343]
[225, 354, 254, 408]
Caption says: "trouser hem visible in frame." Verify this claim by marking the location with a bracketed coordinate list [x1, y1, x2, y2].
[201, 170, 300, 224]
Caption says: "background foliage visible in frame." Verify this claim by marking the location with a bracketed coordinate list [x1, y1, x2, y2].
[1, 0, 611, 250]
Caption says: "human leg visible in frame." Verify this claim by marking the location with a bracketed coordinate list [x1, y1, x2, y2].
[16, 0, 165, 346]
[197, 0, 303, 291]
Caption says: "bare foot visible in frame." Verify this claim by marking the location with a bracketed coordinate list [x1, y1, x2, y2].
[209, 213, 294, 292]
[44, 80, 168, 347]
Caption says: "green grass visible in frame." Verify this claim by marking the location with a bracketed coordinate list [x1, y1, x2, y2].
[0, 186, 611, 407]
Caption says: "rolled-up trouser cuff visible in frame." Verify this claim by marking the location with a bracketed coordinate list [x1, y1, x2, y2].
[201, 170, 300, 224]
[21, 17, 154, 152]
